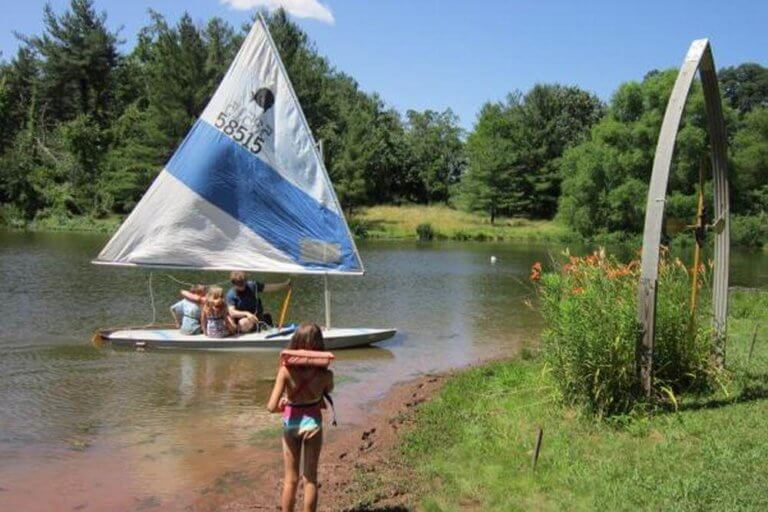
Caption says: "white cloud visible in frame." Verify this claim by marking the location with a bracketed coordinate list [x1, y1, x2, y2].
[221, 0, 335, 24]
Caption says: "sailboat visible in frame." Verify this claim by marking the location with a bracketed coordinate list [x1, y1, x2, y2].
[93, 15, 396, 350]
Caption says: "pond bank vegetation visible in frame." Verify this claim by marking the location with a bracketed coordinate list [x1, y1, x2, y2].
[396, 289, 768, 510]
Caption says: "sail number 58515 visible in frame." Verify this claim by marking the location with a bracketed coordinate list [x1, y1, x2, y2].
[214, 112, 265, 154]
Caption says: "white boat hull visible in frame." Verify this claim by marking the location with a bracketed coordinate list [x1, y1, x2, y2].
[99, 326, 396, 351]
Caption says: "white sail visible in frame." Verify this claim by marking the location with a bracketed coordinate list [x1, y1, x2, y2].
[94, 15, 363, 275]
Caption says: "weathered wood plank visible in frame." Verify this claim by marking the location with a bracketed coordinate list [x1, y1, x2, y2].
[636, 39, 731, 395]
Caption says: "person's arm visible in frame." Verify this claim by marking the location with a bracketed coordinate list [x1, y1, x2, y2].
[263, 278, 291, 293]
[201, 310, 208, 336]
[170, 301, 184, 328]
[181, 290, 204, 304]
[228, 305, 255, 320]
[267, 367, 287, 413]
[170, 307, 181, 328]
[225, 311, 237, 334]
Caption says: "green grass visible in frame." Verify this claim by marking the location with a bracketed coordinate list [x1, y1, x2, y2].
[354, 204, 571, 242]
[401, 290, 768, 511]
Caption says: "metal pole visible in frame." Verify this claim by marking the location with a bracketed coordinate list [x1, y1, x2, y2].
[317, 138, 331, 330]
[324, 273, 331, 330]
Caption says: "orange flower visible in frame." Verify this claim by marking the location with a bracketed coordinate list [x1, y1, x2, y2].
[530, 261, 542, 282]
[572, 287, 585, 295]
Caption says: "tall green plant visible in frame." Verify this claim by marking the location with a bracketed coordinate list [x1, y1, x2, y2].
[536, 250, 716, 416]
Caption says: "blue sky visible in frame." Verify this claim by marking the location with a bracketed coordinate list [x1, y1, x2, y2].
[2, 0, 767, 129]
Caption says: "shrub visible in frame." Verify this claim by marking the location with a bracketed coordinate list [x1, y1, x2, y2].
[416, 222, 434, 241]
[0, 204, 27, 228]
[535, 249, 716, 416]
[348, 217, 370, 239]
[731, 214, 768, 248]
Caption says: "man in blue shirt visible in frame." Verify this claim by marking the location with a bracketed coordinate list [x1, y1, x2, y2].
[226, 271, 291, 333]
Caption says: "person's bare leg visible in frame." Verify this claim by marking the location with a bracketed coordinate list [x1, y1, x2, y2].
[238, 317, 254, 333]
[281, 435, 301, 512]
[301, 432, 323, 512]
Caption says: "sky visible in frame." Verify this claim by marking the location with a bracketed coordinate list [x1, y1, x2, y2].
[1, 0, 767, 130]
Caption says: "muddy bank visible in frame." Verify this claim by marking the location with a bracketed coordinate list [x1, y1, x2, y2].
[191, 371, 452, 511]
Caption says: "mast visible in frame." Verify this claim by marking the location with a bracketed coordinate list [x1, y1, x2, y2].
[324, 273, 331, 330]
[318, 139, 332, 330]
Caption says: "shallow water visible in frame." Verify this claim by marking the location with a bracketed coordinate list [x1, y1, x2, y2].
[0, 231, 766, 510]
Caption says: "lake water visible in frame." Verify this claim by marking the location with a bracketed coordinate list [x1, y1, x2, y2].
[0, 231, 766, 511]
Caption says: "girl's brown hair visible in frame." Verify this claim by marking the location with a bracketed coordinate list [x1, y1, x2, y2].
[288, 323, 325, 351]
[204, 286, 226, 314]
[190, 284, 206, 296]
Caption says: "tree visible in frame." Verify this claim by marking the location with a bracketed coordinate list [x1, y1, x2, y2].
[0, 48, 41, 153]
[517, 84, 604, 217]
[719, 63, 768, 115]
[732, 107, 768, 214]
[100, 104, 169, 213]
[458, 100, 524, 223]
[404, 109, 465, 203]
[557, 70, 738, 237]
[21, 0, 120, 124]
[134, 11, 212, 144]
[458, 84, 602, 221]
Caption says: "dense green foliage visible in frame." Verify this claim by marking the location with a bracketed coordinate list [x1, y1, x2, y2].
[0, 1, 466, 225]
[1, 1, 766, 248]
[395, 291, 768, 511]
[720, 63, 768, 114]
[558, 68, 768, 244]
[537, 250, 715, 416]
[458, 85, 603, 222]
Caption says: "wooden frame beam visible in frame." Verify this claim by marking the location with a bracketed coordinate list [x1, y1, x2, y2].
[637, 39, 730, 397]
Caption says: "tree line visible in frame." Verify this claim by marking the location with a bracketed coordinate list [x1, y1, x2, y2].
[1, 0, 767, 246]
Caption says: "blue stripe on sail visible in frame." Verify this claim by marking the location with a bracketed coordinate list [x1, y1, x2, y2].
[165, 119, 359, 272]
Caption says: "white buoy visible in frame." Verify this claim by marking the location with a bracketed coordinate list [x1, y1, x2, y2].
[490, 256, 497, 265]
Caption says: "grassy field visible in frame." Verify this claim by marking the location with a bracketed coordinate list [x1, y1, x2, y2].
[399, 290, 768, 511]
[354, 205, 571, 242]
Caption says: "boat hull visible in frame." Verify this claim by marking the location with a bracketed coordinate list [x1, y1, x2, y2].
[99, 327, 396, 351]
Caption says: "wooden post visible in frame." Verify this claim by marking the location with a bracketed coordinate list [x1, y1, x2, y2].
[532, 427, 544, 470]
[637, 278, 657, 397]
[748, 324, 759, 364]
[636, 39, 731, 396]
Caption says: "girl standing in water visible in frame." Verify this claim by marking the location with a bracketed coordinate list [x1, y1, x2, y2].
[267, 323, 334, 512]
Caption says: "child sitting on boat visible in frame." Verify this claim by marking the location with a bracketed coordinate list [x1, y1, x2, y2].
[267, 323, 334, 512]
[170, 284, 206, 335]
[201, 286, 236, 338]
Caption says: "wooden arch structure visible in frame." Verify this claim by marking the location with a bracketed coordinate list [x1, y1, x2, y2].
[636, 39, 730, 397]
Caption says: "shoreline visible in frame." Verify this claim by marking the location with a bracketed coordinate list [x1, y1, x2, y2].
[0, 221, 573, 244]
[207, 370, 451, 511]
[202, 354, 514, 512]
[191, 359, 506, 512]
[6, 215, 765, 250]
